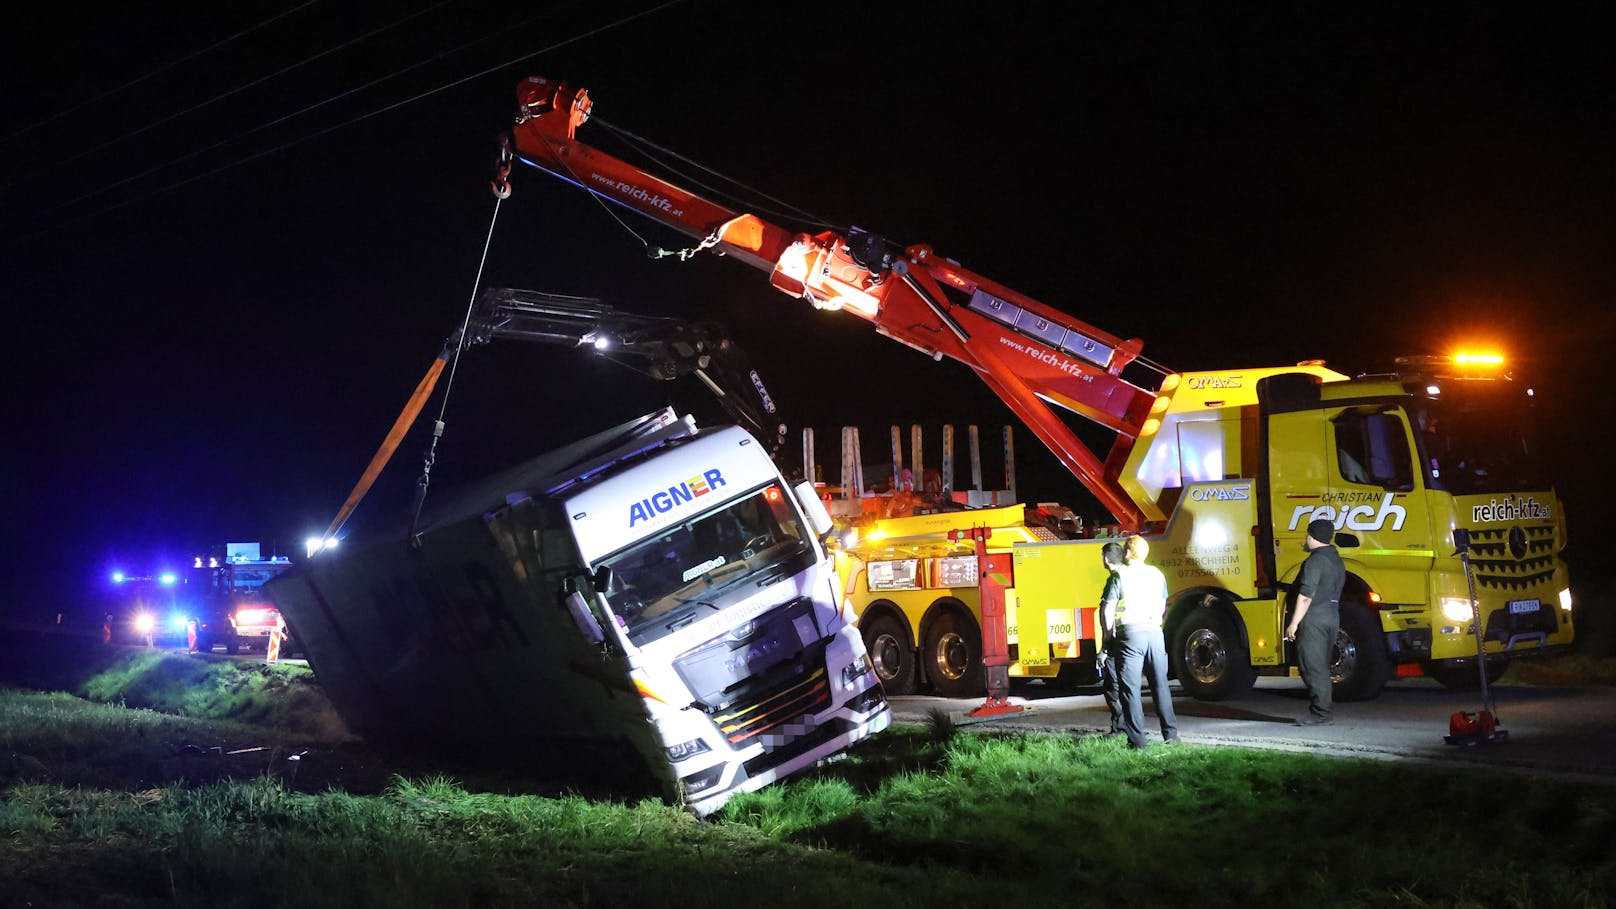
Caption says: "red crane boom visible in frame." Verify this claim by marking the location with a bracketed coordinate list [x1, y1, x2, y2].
[502, 76, 1167, 528]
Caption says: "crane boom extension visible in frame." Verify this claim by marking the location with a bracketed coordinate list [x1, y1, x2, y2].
[503, 77, 1165, 527]
[462, 287, 784, 452]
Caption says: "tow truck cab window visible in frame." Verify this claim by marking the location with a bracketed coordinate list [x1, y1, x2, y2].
[1333, 408, 1414, 491]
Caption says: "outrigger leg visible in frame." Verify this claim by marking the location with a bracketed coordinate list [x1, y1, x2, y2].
[949, 525, 1031, 719]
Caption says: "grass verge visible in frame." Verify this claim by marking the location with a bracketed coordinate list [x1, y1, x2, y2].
[3, 692, 1614, 908]
[2, 628, 1614, 907]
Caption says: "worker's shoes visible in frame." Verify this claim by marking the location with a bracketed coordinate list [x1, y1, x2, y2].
[1296, 713, 1334, 726]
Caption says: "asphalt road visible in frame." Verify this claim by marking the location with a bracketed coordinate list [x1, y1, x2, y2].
[13, 623, 1609, 785]
[888, 676, 1616, 785]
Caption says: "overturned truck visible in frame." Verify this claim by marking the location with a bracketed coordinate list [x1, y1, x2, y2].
[268, 408, 889, 815]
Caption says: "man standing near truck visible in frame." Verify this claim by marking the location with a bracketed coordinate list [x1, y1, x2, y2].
[1285, 518, 1346, 725]
[1115, 535, 1179, 748]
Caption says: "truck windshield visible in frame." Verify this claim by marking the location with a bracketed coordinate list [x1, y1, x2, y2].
[598, 483, 815, 646]
[1415, 386, 1549, 496]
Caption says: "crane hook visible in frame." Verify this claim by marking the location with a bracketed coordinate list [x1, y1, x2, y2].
[491, 141, 514, 199]
[491, 159, 513, 200]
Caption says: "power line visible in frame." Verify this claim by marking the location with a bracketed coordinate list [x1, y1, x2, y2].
[0, 0, 455, 198]
[0, 0, 323, 147]
[12, 1, 683, 242]
[50, 1, 546, 217]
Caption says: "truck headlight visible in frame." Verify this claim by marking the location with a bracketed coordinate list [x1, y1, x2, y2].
[133, 613, 156, 634]
[1559, 588, 1573, 611]
[1439, 597, 1475, 623]
[664, 738, 711, 762]
[842, 654, 872, 687]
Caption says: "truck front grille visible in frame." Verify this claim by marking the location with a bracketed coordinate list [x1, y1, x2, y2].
[712, 666, 832, 745]
[1465, 526, 1557, 591]
[742, 719, 847, 779]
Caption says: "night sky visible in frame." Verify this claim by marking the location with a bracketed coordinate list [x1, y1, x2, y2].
[5, 2, 1612, 614]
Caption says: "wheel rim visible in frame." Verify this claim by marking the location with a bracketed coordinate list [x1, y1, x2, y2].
[870, 632, 904, 683]
[1184, 627, 1228, 685]
[1330, 628, 1358, 684]
[932, 631, 969, 681]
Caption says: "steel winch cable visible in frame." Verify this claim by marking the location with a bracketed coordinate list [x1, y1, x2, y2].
[313, 192, 505, 551]
[407, 192, 508, 543]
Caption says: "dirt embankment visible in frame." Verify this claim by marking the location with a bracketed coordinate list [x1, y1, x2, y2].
[0, 627, 390, 793]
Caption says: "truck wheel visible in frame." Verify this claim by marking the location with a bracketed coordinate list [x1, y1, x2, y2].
[862, 614, 917, 695]
[1172, 607, 1256, 701]
[227, 636, 241, 656]
[1331, 604, 1390, 701]
[924, 610, 984, 698]
[1427, 659, 1508, 691]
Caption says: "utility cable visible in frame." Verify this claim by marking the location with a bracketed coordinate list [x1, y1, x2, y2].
[48, 2, 560, 218]
[13, 0, 680, 243]
[0, 0, 455, 197]
[0, 0, 322, 147]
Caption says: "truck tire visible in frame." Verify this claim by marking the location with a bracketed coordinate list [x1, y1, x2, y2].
[1427, 658, 1508, 691]
[1172, 606, 1256, 701]
[227, 636, 242, 656]
[1331, 604, 1390, 701]
[862, 613, 917, 695]
[924, 610, 984, 698]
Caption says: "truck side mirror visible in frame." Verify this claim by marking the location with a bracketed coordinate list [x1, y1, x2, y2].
[793, 480, 835, 537]
[564, 591, 606, 646]
[1334, 532, 1361, 549]
[592, 564, 614, 593]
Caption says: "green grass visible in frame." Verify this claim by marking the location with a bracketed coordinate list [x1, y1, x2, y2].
[69, 649, 352, 739]
[3, 699, 1614, 908]
[3, 634, 1615, 907]
[737, 730, 1616, 907]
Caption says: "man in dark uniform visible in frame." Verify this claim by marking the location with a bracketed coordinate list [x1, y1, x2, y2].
[1285, 518, 1346, 725]
[1095, 542, 1127, 735]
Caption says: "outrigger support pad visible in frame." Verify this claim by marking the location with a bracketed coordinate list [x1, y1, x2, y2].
[967, 695, 1030, 719]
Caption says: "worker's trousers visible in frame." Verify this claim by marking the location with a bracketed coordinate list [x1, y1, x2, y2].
[1115, 622, 1179, 748]
[1297, 618, 1337, 719]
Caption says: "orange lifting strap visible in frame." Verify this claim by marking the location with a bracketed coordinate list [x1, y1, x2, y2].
[318, 353, 448, 544]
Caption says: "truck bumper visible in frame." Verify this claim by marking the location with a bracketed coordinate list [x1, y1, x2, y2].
[682, 682, 889, 817]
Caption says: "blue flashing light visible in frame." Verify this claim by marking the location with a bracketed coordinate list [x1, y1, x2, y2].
[112, 571, 126, 583]
[169, 613, 189, 630]
[160, 572, 178, 586]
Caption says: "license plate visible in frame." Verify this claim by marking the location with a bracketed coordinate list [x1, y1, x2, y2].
[1507, 599, 1541, 615]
